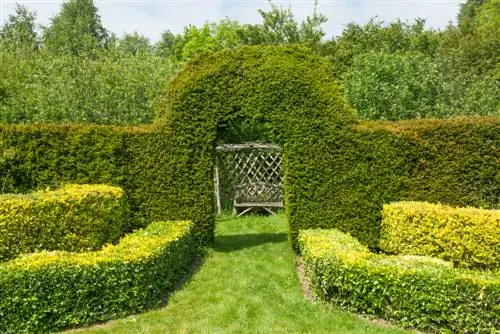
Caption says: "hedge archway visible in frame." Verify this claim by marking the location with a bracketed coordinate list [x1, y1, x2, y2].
[156, 45, 355, 245]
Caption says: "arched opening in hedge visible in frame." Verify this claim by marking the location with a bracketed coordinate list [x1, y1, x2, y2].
[156, 45, 355, 245]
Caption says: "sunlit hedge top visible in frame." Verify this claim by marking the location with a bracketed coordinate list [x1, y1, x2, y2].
[0, 184, 126, 261]
[157, 45, 355, 144]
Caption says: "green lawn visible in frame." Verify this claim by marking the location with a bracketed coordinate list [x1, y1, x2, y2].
[71, 214, 409, 334]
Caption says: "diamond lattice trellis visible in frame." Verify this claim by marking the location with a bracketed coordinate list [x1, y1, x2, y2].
[215, 143, 283, 215]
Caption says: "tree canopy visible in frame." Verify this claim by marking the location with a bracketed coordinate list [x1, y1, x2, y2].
[0, 0, 498, 124]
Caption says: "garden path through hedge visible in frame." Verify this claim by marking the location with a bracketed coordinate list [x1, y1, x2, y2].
[71, 215, 408, 334]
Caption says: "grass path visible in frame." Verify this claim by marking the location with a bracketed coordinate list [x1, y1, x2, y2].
[73, 215, 408, 334]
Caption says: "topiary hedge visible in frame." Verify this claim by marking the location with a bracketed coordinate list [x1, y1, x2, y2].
[0, 124, 213, 247]
[0, 47, 497, 254]
[157, 45, 355, 138]
[0, 220, 195, 333]
[299, 229, 500, 333]
[156, 44, 354, 245]
[381, 201, 500, 269]
[156, 45, 498, 252]
[287, 117, 500, 250]
[0, 184, 126, 262]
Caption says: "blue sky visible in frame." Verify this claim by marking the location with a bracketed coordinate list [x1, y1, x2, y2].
[0, 0, 465, 42]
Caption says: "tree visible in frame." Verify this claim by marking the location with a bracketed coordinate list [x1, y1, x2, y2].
[458, 0, 488, 32]
[156, 30, 176, 57]
[330, 19, 441, 75]
[116, 32, 152, 56]
[343, 51, 442, 120]
[156, 0, 327, 62]
[43, 0, 110, 56]
[242, 0, 326, 47]
[0, 4, 39, 54]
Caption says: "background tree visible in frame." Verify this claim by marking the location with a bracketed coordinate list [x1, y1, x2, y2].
[457, 0, 488, 33]
[116, 32, 153, 56]
[156, 30, 176, 57]
[0, 4, 39, 54]
[343, 52, 442, 120]
[43, 0, 110, 56]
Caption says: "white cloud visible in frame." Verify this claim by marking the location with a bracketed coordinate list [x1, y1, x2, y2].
[0, 0, 465, 42]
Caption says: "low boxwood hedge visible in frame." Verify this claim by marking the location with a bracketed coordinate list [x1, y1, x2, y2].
[299, 229, 500, 333]
[381, 201, 500, 269]
[0, 184, 127, 262]
[0, 220, 196, 333]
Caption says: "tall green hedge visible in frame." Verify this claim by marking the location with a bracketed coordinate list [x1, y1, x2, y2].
[0, 124, 213, 246]
[156, 44, 354, 246]
[0, 46, 497, 254]
[156, 45, 498, 252]
[0, 184, 126, 262]
[287, 117, 500, 250]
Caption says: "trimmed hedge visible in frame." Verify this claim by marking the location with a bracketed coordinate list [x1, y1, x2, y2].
[299, 229, 500, 333]
[381, 201, 500, 269]
[0, 220, 195, 333]
[287, 117, 500, 250]
[0, 124, 214, 247]
[0, 184, 126, 262]
[155, 46, 498, 252]
[0, 47, 497, 254]
[156, 44, 354, 245]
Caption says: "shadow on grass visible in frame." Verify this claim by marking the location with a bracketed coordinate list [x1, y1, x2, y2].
[214, 233, 287, 252]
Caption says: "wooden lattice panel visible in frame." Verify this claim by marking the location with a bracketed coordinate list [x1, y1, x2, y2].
[215, 143, 283, 214]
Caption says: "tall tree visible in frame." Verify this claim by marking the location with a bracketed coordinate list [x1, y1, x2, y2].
[116, 32, 152, 56]
[43, 0, 109, 56]
[156, 30, 176, 58]
[0, 4, 39, 54]
[458, 0, 488, 32]
[245, 0, 326, 46]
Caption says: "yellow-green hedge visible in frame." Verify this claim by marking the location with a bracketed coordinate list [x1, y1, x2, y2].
[381, 201, 500, 269]
[299, 229, 500, 333]
[0, 184, 127, 262]
[0, 220, 195, 333]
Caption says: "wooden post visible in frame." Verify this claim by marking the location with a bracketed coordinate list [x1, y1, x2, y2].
[214, 155, 222, 215]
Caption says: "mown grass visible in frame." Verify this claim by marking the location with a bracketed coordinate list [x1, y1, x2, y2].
[71, 214, 409, 334]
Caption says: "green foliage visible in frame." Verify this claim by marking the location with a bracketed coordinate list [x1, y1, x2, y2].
[42, 0, 110, 57]
[343, 51, 498, 120]
[0, 124, 214, 247]
[158, 45, 354, 137]
[0, 4, 39, 54]
[0, 220, 195, 333]
[0, 51, 178, 124]
[287, 117, 500, 251]
[0, 184, 127, 262]
[158, 2, 327, 62]
[327, 14, 499, 119]
[381, 201, 500, 269]
[254, 0, 326, 46]
[158, 45, 353, 246]
[329, 19, 442, 75]
[116, 32, 153, 56]
[343, 52, 443, 120]
[299, 229, 500, 333]
[458, 0, 489, 32]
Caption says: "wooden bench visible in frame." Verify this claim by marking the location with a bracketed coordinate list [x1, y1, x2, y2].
[233, 182, 284, 216]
